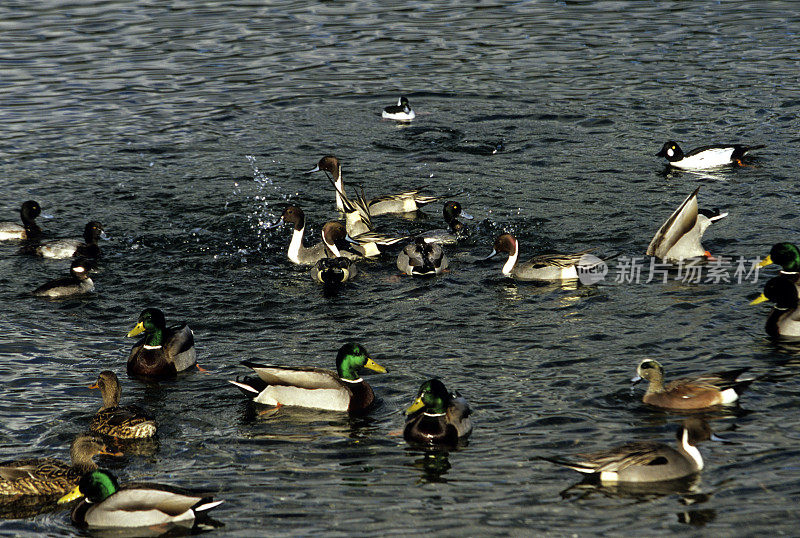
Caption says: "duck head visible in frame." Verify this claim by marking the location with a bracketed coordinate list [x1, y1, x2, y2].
[335, 343, 386, 381]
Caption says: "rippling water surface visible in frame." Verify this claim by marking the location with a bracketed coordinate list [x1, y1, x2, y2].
[1, 1, 799, 535]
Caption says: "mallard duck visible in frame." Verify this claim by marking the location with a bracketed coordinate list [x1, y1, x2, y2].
[759, 243, 800, 288]
[397, 237, 448, 276]
[127, 307, 196, 378]
[32, 258, 95, 298]
[646, 187, 727, 262]
[229, 343, 386, 414]
[58, 469, 223, 530]
[404, 379, 472, 446]
[656, 140, 764, 169]
[25, 221, 106, 259]
[306, 155, 439, 215]
[0, 434, 119, 496]
[540, 419, 713, 483]
[632, 359, 753, 409]
[89, 371, 157, 439]
[487, 233, 593, 281]
[310, 256, 358, 286]
[420, 201, 473, 245]
[751, 275, 800, 337]
[0, 200, 45, 241]
[382, 96, 416, 121]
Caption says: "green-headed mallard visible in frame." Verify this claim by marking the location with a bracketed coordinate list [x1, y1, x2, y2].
[58, 469, 223, 530]
[127, 307, 196, 378]
[0, 434, 119, 496]
[751, 275, 800, 337]
[404, 379, 472, 446]
[229, 342, 386, 414]
[632, 359, 753, 410]
[759, 243, 800, 292]
[0, 201, 45, 241]
[89, 371, 157, 439]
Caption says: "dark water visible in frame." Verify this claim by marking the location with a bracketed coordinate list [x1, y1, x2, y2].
[1, 1, 799, 535]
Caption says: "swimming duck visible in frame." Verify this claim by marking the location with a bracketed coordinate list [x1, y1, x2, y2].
[656, 140, 764, 170]
[58, 469, 223, 530]
[0, 201, 45, 241]
[404, 379, 472, 446]
[279, 206, 357, 265]
[89, 371, 157, 439]
[0, 434, 119, 496]
[306, 156, 439, 216]
[127, 307, 196, 378]
[758, 243, 800, 288]
[420, 201, 473, 245]
[751, 275, 800, 337]
[310, 256, 359, 286]
[487, 233, 592, 281]
[382, 95, 416, 121]
[541, 419, 713, 483]
[397, 237, 448, 276]
[229, 342, 387, 414]
[646, 187, 727, 262]
[26, 221, 106, 259]
[632, 359, 753, 410]
[32, 258, 95, 298]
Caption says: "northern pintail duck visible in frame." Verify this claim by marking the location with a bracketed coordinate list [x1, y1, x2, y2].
[127, 307, 197, 378]
[279, 206, 360, 264]
[59, 469, 223, 530]
[656, 140, 764, 170]
[632, 359, 753, 410]
[541, 419, 713, 483]
[307, 155, 439, 215]
[89, 371, 157, 439]
[646, 187, 727, 262]
[229, 342, 387, 414]
[310, 256, 359, 287]
[26, 221, 106, 259]
[421, 201, 473, 245]
[33, 258, 95, 298]
[487, 233, 593, 281]
[397, 237, 448, 276]
[751, 275, 800, 337]
[382, 95, 415, 121]
[0, 434, 119, 497]
[404, 379, 472, 446]
[0, 200, 45, 241]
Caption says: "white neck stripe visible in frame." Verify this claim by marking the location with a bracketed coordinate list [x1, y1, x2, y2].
[423, 411, 446, 417]
[143, 344, 162, 350]
[341, 377, 363, 384]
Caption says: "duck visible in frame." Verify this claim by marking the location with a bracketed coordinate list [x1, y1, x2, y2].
[229, 342, 387, 414]
[758, 243, 800, 289]
[306, 155, 439, 216]
[646, 187, 727, 262]
[540, 419, 713, 483]
[278, 206, 360, 265]
[656, 140, 764, 170]
[403, 379, 472, 446]
[58, 469, 223, 530]
[127, 307, 197, 378]
[310, 256, 358, 286]
[382, 95, 415, 121]
[631, 359, 753, 409]
[25, 221, 106, 259]
[420, 201, 473, 245]
[88, 371, 157, 439]
[0, 200, 45, 241]
[751, 275, 800, 337]
[487, 233, 592, 281]
[32, 258, 95, 298]
[0, 434, 119, 496]
[397, 237, 448, 276]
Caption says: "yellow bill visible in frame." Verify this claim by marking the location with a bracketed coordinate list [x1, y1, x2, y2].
[57, 485, 83, 504]
[127, 322, 145, 338]
[750, 294, 769, 305]
[405, 396, 424, 415]
[364, 357, 387, 373]
[758, 255, 773, 268]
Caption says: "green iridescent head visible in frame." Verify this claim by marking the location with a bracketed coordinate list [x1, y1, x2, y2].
[335, 343, 387, 380]
[760, 243, 800, 272]
[405, 379, 450, 415]
[58, 469, 119, 505]
[127, 308, 167, 345]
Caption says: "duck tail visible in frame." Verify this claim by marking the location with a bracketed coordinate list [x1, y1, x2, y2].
[192, 497, 224, 514]
[228, 378, 262, 396]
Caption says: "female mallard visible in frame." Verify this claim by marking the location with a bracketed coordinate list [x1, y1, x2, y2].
[89, 371, 157, 439]
[404, 379, 472, 446]
[127, 307, 196, 378]
[0, 434, 119, 496]
[397, 237, 448, 276]
[229, 343, 386, 414]
[58, 469, 223, 530]
[0, 200, 45, 241]
[751, 275, 800, 337]
[632, 359, 753, 410]
[27, 221, 106, 259]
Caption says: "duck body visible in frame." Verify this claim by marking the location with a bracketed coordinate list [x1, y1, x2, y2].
[633, 359, 752, 410]
[89, 371, 157, 439]
[752, 275, 800, 337]
[310, 256, 358, 286]
[127, 308, 196, 378]
[404, 379, 472, 447]
[397, 237, 448, 276]
[60, 470, 222, 530]
[229, 343, 386, 415]
[656, 140, 764, 169]
[420, 201, 473, 245]
[33, 259, 95, 298]
[382, 96, 415, 121]
[0, 201, 44, 241]
[488, 233, 589, 281]
[647, 187, 727, 262]
[29, 221, 105, 259]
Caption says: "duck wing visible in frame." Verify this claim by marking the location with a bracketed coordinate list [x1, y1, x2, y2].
[240, 362, 344, 390]
[647, 188, 699, 259]
[549, 441, 667, 473]
[165, 324, 196, 371]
